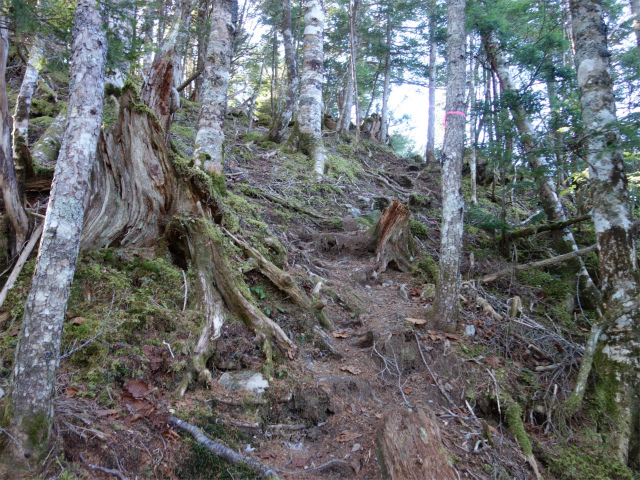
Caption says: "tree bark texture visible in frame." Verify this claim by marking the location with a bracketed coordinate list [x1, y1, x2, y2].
[484, 31, 601, 310]
[1, 0, 107, 470]
[468, 37, 477, 204]
[426, 8, 437, 165]
[380, 12, 392, 144]
[12, 41, 43, 192]
[570, 0, 640, 466]
[192, 0, 238, 173]
[289, 0, 326, 176]
[379, 407, 458, 480]
[141, 0, 194, 136]
[432, 0, 466, 333]
[0, 26, 29, 256]
[267, 0, 299, 143]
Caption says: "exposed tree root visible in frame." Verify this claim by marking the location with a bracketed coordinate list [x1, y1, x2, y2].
[168, 417, 281, 480]
[223, 227, 333, 331]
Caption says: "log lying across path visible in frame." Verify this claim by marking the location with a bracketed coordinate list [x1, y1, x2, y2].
[477, 244, 597, 284]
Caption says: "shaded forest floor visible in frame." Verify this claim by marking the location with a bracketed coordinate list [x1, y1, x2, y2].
[0, 83, 636, 480]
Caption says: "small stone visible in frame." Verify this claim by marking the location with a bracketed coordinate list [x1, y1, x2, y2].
[349, 207, 362, 218]
[465, 325, 476, 337]
[218, 371, 269, 396]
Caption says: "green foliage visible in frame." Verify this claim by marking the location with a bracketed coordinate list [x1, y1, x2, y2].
[241, 132, 263, 143]
[541, 444, 633, 480]
[409, 219, 429, 240]
[326, 153, 363, 181]
[466, 205, 511, 233]
[517, 269, 570, 300]
[411, 252, 439, 283]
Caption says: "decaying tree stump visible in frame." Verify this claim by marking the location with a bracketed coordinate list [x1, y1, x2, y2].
[379, 407, 458, 480]
[372, 200, 411, 275]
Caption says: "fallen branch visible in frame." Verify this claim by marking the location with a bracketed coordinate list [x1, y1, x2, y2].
[240, 185, 328, 219]
[500, 214, 591, 242]
[0, 223, 43, 310]
[478, 244, 597, 284]
[176, 68, 204, 93]
[80, 454, 129, 480]
[168, 417, 281, 480]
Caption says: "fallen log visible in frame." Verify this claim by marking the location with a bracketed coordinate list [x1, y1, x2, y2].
[500, 214, 591, 242]
[477, 244, 597, 284]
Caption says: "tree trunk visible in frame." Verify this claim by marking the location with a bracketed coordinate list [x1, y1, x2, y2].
[192, 0, 237, 173]
[431, 0, 466, 333]
[380, 11, 391, 144]
[267, 0, 299, 143]
[631, 0, 640, 67]
[570, 0, 640, 466]
[468, 36, 477, 204]
[484, 31, 601, 310]
[141, 0, 195, 136]
[287, 0, 326, 176]
[0, 0, 107, 471]
[12, 41, 43, 193]
[0, 24, 29, 256]
[425, 6, 437, 165]
[191, 0, 211, 102]
[337, 0, 360, 134]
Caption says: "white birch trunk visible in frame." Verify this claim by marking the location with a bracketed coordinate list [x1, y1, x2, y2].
[192, 0, 237, 173]
[0, 0, 107, 470]
[432, 0, 466, 332]
[12, 40, 43, 190]
[289, 0, 326, 176]
[485, 31, 600, 309]
[571, 0, 640, 466]
[0, 24, 29, 254]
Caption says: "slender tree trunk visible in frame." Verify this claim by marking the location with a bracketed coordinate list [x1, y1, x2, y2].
[337, 0, 360, 134]
[469, 37, 477, 204]
[192, 0, 211, 102]
[570, 0, 640, 467]
[431, 0, 466, 333]
[363, 62, 381, 121]
[0, 24, 29, 255]
[380, 11, 391, 144]
[192, 0, 237, 173]
[350, 0, 361, 149]
[287, 0, 326, 176]
[0, 0, 107, 472]
[426, 8, 437, 165]
[630, 0, 640, 67]
[485, 31, 601, 309]
[12, 40, 43, 193]
[267, 0, 299, 143]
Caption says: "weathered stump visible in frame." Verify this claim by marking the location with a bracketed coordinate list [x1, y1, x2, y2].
[379, 407, 457, 480]
[373, 200, 411, 275]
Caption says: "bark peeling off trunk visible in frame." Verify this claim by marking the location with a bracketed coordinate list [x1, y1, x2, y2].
[288, 0, 326, 176]
[379, 407, 458, 480]
[192, 0, 237, 173]
[81, 89, 198, 250]
[1, 0, 107, 471]
[570, 0, 640, 466]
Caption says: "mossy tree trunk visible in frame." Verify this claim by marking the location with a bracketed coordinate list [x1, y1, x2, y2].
[30, 111, 66, 169]
[287, 0, 326, 176]
[192, 0, 238, 173]
[0, 1, 107, 473]
[431, 0, 466, 333]
[0, 25, 29, 256]
[570, 0, 640, 467]
[485, 31, 601, 310]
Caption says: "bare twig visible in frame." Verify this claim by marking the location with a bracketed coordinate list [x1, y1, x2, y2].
[80, 454, 129, 480]
[182, 270, 188, 312]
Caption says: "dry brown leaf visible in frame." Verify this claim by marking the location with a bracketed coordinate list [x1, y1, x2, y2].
[350, 458, 361, 473]
[406, 317, 427, 325]
[336, 430, 362, 443]
[332, 331, 349, 338]
[142, 345, 154, 356]
[121, 392, 155, 417]
[486, 356, 502, 368]
[125, 379, 155, 398]
[403, 386, 411, 394]
[162, 428, 181, 441]
[445, 333, 460, 341]
[340, 365, 361, 375]
[71, 317, 85, 326]
[375, 414, 384, 419]
[65, 386, 80, 398]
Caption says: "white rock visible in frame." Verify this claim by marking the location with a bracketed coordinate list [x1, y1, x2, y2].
[218, 371, 270, 396]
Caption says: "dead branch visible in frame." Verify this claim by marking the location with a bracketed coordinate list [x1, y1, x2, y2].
[477, 244, 597, 284]
[0, 223, 43, 310]
[80, 454, 129, 480]
[176, 68, 204, 92]
[168, 417, 281, 480]
[501, 214, 590, 242]
[241, 185, 328, 219]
